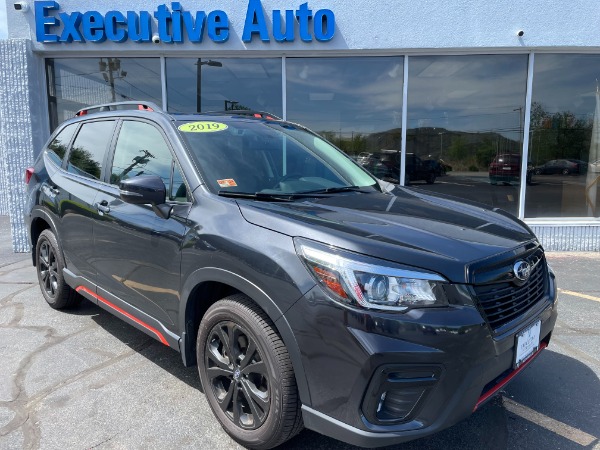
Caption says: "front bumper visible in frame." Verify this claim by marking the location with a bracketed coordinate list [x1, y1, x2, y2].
[285, 282, 558, 447]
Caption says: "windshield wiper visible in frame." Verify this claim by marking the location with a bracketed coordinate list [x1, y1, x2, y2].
[218, 191, 331, 201]
[301, 186, 372, 194]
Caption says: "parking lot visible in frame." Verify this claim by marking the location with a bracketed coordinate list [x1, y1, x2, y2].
[0, 216, 598, 450]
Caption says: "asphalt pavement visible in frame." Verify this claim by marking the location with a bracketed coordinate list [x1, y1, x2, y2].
[0, 216, 598, 449]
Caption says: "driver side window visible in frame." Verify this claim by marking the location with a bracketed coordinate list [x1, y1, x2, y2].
[110, 121, 187, 201]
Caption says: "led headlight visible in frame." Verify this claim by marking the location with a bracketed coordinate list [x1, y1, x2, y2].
[297, 242, 448, 311]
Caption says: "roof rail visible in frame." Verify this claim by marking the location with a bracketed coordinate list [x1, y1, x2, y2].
[204, 110, 282, 121]
[75, 101, 162, 117]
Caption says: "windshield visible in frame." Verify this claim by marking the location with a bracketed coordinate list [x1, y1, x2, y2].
[176, 119, 379, 195]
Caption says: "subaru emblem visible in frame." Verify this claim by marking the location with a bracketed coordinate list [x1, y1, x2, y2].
[513, 260, 532, 281]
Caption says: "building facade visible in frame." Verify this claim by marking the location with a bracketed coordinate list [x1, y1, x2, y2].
[2, 0, 600, 251]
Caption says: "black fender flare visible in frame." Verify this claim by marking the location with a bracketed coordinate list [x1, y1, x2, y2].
[179, 266, 312, 407]
[28, 207, 62, 264]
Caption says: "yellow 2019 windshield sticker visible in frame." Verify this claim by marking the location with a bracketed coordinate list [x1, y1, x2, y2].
[178, 121, 228, 133]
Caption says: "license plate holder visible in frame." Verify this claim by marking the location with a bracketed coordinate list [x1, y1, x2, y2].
[514, 320, 541, 368]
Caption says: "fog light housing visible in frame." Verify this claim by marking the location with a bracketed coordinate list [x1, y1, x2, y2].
[362, 365, 442, 425]
[376, 387, 427, 421]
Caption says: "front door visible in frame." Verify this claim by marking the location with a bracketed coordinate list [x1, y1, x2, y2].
[92, 120, 191, 330]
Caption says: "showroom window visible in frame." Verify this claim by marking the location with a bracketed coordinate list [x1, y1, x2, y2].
[166, 58, 283, 117]
[46, 58, 162, 131]
[526, 54, 600, 218]
[406, 54, 528, 215]
[286, 56, 404, 178]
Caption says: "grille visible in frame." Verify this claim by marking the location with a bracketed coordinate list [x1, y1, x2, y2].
[473, 251, 548, 331]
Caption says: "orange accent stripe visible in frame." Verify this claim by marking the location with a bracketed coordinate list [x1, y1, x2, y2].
[473, 341, 547, 411]
[76, 286, 168, 345]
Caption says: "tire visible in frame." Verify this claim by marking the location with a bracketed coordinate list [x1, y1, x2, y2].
[534, 168, 542, 175]
[562, 168, 570, 175]
[197, 295, 303, 449]
[35, 229, 80, 309]
[404, 173, 411, 186]
[426, 173, 436, 184]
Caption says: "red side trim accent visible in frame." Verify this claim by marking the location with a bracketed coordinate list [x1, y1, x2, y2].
[473, 341, 547, 411]
[75, 110, 87, 117]
[76, 286, 168, 345]
[25, 167, 34, 184]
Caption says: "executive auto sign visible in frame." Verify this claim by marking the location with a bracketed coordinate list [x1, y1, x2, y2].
[34, 0, 335, 44]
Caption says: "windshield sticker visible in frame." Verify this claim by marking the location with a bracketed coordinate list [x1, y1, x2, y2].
[217, 179, 238, 188]
[178, 121, 228, 133]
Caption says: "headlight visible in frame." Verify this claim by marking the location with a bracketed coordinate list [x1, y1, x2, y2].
[297, 242, 448, 311]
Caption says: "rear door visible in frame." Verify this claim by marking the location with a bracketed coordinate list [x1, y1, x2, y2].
[92, 119, 191, 330]
[54, 120, 117, 281]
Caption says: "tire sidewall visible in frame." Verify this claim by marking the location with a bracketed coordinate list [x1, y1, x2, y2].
[197, 301, 285, 448]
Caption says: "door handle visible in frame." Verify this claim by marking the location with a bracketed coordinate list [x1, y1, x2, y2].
[96, 201, 110, 214]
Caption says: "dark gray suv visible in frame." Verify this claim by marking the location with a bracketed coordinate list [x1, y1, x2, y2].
[24, 102, 558, 449]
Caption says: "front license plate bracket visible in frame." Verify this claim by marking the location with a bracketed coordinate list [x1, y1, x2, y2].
[514, 320, 541, 368]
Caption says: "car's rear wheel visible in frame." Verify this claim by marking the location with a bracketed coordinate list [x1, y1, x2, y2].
[197, 295, 303, 449]
[35, 229, 80, 309]
[426, 173, 436, 184]
[562, 168, 570, 175]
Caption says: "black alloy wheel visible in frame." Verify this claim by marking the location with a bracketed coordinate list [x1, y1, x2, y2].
[35, 229, 80, 309]
[197, 295, 303, 449]
[38, 238, 59, 299]
[205, 320, 270, 429]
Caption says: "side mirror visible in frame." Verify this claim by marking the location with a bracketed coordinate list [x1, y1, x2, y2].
[119, 175, 172, 219]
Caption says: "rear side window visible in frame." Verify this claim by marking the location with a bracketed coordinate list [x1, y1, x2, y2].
[47, 123, 77, 166]
[110, 121, 187, 201]
[68, 121, 115, 179]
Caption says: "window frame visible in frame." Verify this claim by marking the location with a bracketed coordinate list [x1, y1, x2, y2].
[63, 119, 118, 182]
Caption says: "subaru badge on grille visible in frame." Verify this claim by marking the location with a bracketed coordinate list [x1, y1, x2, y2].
[513, 260, 532, 281]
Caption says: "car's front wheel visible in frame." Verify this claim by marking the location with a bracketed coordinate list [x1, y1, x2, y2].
[197, 295, 303, 449]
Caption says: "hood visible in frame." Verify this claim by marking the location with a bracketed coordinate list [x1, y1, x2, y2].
[237, 188, 536, 283]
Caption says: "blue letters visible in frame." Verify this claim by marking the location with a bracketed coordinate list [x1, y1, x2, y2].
[182, 11, 207, 42]
[241, 1, 336, 43]
[272, 9, 294, 42]
[171, 2, 183, 43]
[82, 11, 106, 42]
[242, 0, 269, 42]
[207, 10, 229, 42]
[296, 3, 312, 42]
[154, 4, 172, 43]
[32, 1, 334, 44]
[59, 11, 83, 42]
[313, 9, 334, 42]
[105, 11, 127, 43]
[127, 11, 152, 42]
[35, 1, 59, 42]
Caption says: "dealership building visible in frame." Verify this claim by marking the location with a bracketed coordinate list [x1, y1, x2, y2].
[1, 0, 599, 251]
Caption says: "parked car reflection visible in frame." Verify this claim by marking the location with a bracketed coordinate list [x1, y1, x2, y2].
[489, 153, 533, 185]
[534, 159, 583, 175]
[359, 150, 438, 185]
